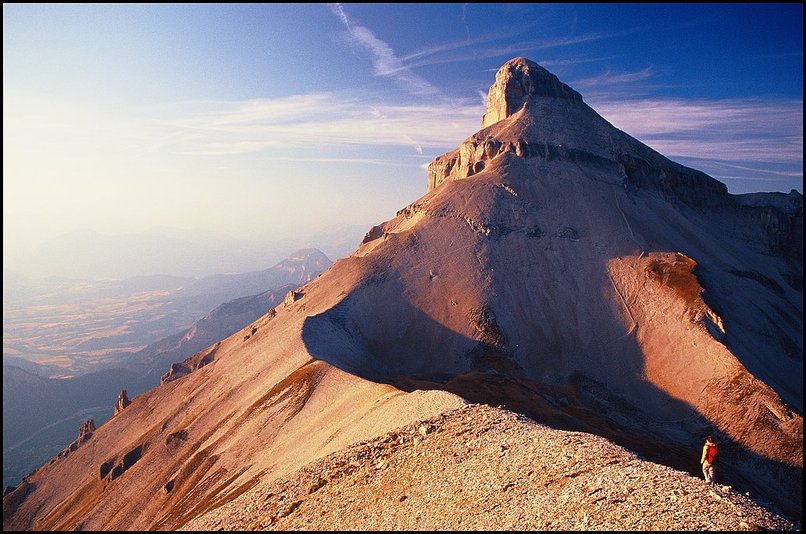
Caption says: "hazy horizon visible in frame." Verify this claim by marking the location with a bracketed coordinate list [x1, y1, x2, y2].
[4, 3, 803, 273]
[2, 222, 369, 281]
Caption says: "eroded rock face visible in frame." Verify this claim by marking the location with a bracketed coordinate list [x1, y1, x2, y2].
[427, 57, 733, 208]
[361, 225, 384, 245]
[428, 59, 588, 193]
[99, 444, 144, 483]
[161, 342, 220, 385]
[284, 290, 302, 307]
[77, 419, 96, 439]
[481, 57, 583, 128]
[55, 419, 96, 461]
[735, 190, 803, 261]
[426, 136, 612, 192]
[114, 390, 131, 416]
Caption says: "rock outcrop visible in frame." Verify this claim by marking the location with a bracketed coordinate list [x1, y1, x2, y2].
[56, 419, 96, 461]
[284, 289, 302, 307]
[481, 57, 583, 127]
[77, 419, 97, 439]
[160, 342, 221, 385]
[114, 390, 131, 416]
[427, 58, 731, 212]
[735, 190, 803, 261]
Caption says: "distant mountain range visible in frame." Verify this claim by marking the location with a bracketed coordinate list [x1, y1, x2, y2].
[4, 224, 366, 280]
[3, 248, 333, 375]
[2, 249, 332, 490]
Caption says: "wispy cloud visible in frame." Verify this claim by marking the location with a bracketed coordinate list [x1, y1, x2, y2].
[572, 67, 657, 90]
[538, 56, 618, 69]
[398, 25, 530, 67]
[161, 90, 801, 192]
[592, 97, 803, 162]
[478, 90, 488, 106]
[328, 4, 442, 97]
[327, 4, 630, 94]
[159, 92, 483, 158]
[592, 96, 803, 190]
[401, 32, 614, 72]
[399, 21, 651, 74]
[704, 161, 802, 178]
[460, 4, 470, 42]
[330, 2, 351, 30]
[402, 134, 423, 155]
[242, 156, 422, 168]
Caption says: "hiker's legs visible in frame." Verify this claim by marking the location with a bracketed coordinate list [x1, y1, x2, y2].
[702, 463, 714, 484]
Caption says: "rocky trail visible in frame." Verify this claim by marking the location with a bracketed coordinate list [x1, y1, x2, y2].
[185, 404, 797, 531]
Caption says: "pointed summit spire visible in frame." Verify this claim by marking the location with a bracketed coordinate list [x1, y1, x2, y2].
[481, 57, 583, 128]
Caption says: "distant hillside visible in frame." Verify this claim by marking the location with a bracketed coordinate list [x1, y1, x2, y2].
[129, 283, 299, 379]
[3, 249, 333, 376]
[2, 250, 332, 490]
[182, 248, 331, 300]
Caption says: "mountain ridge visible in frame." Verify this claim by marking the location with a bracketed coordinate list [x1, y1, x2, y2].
[184, 404, 797, 531]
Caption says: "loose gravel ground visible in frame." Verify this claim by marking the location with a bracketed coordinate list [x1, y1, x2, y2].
[184, 403, 798, 531]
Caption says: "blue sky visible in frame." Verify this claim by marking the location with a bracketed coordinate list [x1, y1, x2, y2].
[3, 3, 803, 259]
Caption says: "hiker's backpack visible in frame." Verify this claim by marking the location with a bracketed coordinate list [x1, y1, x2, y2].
[705, 444, 718, 464]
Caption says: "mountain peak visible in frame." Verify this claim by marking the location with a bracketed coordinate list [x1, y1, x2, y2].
[428, 56, 732, 208]
[481, 57, 583, 128]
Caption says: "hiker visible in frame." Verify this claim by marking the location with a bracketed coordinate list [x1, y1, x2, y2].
[701, 435, 718, 484]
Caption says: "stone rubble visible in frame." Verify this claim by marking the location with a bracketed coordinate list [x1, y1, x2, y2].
[183, 404, 797, 531]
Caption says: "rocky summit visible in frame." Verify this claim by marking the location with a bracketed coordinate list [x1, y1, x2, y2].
[3, 58, 801, 531]
[481, 57, 583, 127]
